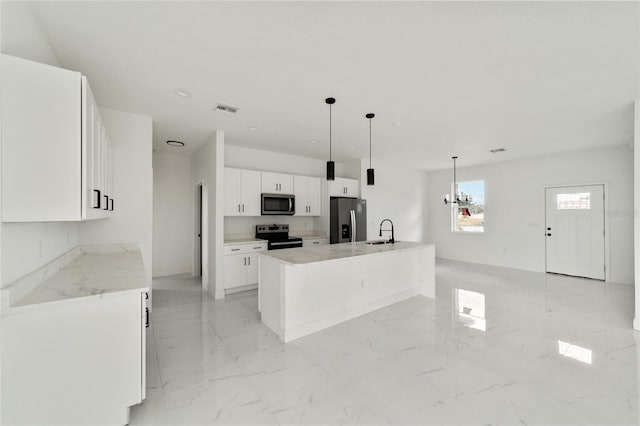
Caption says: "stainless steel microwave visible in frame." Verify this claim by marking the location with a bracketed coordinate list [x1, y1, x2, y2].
[261, 193, 295, 215]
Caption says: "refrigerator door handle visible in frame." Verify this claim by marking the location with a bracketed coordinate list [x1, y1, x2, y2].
[350, 209, 356, 242]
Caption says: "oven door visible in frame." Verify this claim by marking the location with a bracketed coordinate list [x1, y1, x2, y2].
[261, 193, 295, 215]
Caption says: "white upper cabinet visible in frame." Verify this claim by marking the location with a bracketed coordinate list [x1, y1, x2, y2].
[328, 177, 360, 198]
[224, 168, 261, 216]
[294, 175, 322, 216]
[261, 172, 294, 194]
[2, 55, 114, 222]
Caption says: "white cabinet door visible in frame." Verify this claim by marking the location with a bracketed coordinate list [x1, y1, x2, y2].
[91, 93, 107, 217]
[262, 172, 293, 194]
[294, 175, 321, 216]
[224, 254, 247, 289]
[82, 78, 98, 220]
[345, 179, 360, 198]
[329, 178, 359, 198]
[240, 169, 261, 216]
[278, 174, 294, 194]
[246, 254, 260, 286]
[262, 172, 280, 194]
[302, 238, 329, 247]
[224, 168, 242, 216]
[2, 54, 82, 222]
[293, 175, 309, 216]
[307, 177, 322, 216]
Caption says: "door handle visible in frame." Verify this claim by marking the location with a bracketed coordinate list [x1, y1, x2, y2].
[546, 233, 552, 236]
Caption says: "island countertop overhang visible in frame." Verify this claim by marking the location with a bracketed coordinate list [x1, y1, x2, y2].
[260, 241, 434, 265]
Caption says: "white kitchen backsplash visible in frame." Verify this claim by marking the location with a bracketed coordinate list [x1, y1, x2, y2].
[224, 216, 316, 239]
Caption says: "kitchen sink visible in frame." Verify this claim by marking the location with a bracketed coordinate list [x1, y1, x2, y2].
[365, 240, 393, 245]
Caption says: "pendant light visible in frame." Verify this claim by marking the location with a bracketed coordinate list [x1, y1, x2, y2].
[325, 97, 336, 180]
[443, 156, 469, 205]
[366, 113, 375, 185]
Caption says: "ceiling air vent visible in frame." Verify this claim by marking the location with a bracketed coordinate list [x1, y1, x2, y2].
[214, 103, 239, 115]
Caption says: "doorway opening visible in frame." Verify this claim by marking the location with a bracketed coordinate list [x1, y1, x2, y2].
[194, 182, 208, 290]
[544, 184, 605, 281]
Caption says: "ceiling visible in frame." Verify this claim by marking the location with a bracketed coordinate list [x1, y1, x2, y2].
[26, 1, 639, 170]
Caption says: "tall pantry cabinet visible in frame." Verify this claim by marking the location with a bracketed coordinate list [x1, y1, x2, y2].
[1, 54, 114, 222]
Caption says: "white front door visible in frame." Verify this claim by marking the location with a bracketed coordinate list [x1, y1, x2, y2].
[545, 185, 605, 280]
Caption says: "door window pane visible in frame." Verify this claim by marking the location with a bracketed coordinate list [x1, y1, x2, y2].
[556, 193, 590, 210]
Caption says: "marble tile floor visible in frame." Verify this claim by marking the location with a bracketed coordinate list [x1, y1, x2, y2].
[130, 259, 640, 425]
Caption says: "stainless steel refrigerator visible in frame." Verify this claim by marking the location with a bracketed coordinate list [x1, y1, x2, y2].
[330, 198, 367, 244]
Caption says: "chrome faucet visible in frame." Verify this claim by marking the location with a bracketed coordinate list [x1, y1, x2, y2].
[379, 219, 395, 244]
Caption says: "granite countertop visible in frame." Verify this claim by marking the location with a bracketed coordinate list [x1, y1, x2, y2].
[224, 237, 268, 246]
[13, 245, 149, 309]
[261, 241, 433, 265]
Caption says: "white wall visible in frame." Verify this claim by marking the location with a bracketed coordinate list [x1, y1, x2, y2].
[225, 145, 343, 177]
[152, 152, 192, 277]
[427, 145, 634, 284]
[0, 1, 59, 67]
[634, 101, 640, 328]
[191, 131, 225, 298]
[359, 159, 429, 243]
[78, 108, 153, 282]
[0, 1, 79, 287]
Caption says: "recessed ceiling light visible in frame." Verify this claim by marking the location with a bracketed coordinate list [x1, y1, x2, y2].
[174, 89, 191, 98]
[490, 148, 506, 153]
[166, 140, 185, 147]
[392, 122, 401, 127]
[310, 140, 318, 144]
[249, 126, 258, 131]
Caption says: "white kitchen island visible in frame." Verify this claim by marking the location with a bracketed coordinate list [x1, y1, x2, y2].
[259, 241, 435, 342]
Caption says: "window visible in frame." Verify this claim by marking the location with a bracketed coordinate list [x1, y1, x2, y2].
[556, 193, 590, 210]
[452, 180, 485, 233]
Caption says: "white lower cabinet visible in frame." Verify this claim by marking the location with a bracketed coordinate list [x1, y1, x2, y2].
[1, 290, 147, 426]
[224, 242, 267, 290]
[303, 238, 329, 247]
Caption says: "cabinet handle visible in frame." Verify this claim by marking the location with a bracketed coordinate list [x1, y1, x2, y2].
[313, 241, 319, 245]
[242, 204, 245, 212]
[93, 189, 101, 209]
[109, 198, 114, 211]
[231, 248, 240, 251]
[253, 246, 262, 249]
[145, 307, 149, 328]
[244, 257, 246, 266]
[238, 204, 241, 212]
[103, 195, 109, 210]
[248, 257, 251, 266]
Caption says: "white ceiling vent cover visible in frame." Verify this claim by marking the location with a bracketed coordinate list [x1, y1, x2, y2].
[215, 103, 239, 115]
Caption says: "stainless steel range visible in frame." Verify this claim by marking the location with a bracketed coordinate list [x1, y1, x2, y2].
[256, 224, 303, 250]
